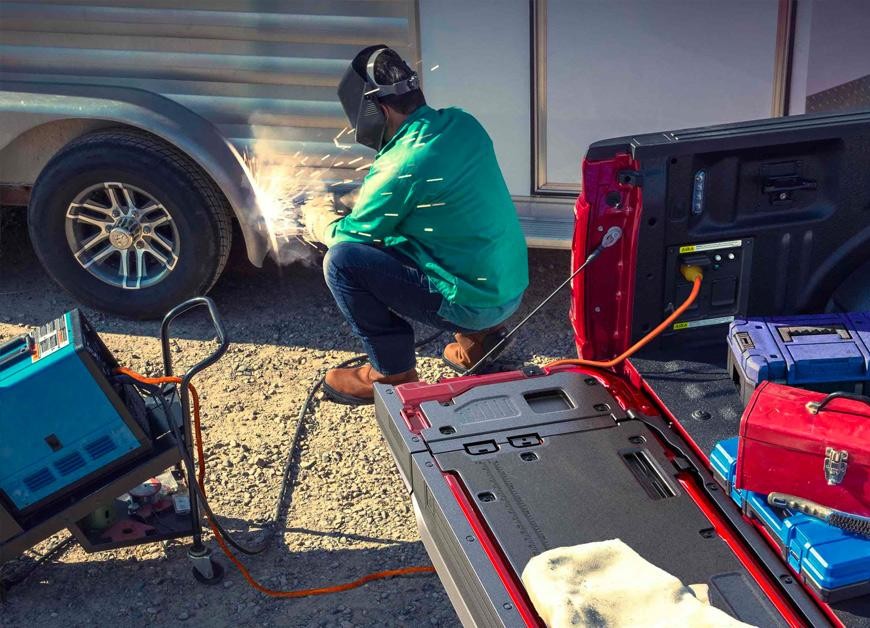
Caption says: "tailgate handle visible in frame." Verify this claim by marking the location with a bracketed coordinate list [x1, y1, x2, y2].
[464, 440, 499, 455]
[762, 175, 817, 194]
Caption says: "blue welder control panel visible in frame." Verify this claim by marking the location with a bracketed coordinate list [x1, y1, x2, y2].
[0, 311, 151, 512]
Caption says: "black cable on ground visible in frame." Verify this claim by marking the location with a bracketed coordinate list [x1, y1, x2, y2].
[118, 329, 444, 558]
[0, 535, 75, 596]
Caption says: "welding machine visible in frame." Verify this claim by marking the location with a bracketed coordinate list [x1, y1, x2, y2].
[0, 310, 151, 514]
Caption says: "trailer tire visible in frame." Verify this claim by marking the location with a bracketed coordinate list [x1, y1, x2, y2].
[28, 129, 232, 319]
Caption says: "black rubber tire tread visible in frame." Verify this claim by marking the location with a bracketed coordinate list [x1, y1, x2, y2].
[29, 127, 233, 318]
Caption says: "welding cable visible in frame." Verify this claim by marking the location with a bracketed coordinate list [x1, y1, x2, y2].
[544, 266, 703, 370]
[114, 330, 444, 597]
[0, 536, 76, 594]
[116, 372, 435, 595]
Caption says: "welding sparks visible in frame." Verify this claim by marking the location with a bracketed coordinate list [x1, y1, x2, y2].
[320, 154, 331, 161]
[397, 174, 412, 179]
[476, 277, 487, 281]
[423, 227, 434, 232]
[334, 161, 344, 167]
[381, 192, 392, 196]
[431, 202, 446, 207]
[430, 64, 440, 71]
[364, 87, 380, 95]
[348, 157, 363, 165]
[417, 203, 432, 208]
[355, 162, 373, 171]
[426, 177, 443, 182]
[333, 126, 353, 150]
[384, 212, 399, 216]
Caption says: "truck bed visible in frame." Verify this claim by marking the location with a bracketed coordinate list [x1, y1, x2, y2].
[374, 366, 852, 626]
[629, 345, 870, 627]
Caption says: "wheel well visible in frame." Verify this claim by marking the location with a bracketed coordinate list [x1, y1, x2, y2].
[1, 120, 238, 227]
[0, 118, 114, 187]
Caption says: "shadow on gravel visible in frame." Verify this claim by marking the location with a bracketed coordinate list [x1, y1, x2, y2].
[1, 206, 574, 362]
[3, 537, 440, 618]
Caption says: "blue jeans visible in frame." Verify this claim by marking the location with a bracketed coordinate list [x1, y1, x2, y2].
[323, 242, 472, 375]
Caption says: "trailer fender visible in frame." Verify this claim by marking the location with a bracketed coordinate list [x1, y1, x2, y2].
[0, 81, 269, 266]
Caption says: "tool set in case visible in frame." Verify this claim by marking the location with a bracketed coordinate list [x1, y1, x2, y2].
[727, 312, 870, 405]
[712, 437, 870, 603]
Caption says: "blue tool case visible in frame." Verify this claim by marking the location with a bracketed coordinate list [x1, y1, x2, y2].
[0, 310, 151, 513]
[726, 312, 870, 405]
[711, 437, 870, 603]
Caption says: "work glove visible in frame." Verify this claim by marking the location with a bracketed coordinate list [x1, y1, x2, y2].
[301, 197, 341, 245]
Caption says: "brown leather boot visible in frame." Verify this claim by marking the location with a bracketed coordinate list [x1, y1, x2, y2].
[442, 326, 510, 373]
[322, 363, 418, 406]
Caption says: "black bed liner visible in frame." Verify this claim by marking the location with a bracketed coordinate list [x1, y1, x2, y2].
[375, 370, 837, 627]
[630, 345, 870, 628]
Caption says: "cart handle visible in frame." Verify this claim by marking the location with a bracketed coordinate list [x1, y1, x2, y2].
[160, 297, 229, 386]
[806, 391, 870, 415]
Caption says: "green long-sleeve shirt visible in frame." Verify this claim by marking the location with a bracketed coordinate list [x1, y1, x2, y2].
[323, 105, 529, 329]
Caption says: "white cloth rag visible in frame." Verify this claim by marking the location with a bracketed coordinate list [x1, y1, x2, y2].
[521, 539, 755, 628]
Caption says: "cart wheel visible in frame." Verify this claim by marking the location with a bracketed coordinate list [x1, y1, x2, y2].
[192, 558, 225, 585]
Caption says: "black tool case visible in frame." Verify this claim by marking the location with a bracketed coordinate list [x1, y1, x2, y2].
[374, 367, 837, 627]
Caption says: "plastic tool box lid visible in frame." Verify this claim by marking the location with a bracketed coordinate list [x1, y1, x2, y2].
[728, 312, 870, 385]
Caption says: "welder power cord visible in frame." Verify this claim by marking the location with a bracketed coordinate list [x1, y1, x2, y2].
[114, 330, 443, 598]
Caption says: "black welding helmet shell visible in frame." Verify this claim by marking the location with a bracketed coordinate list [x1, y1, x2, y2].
[337, 45, 420, 151]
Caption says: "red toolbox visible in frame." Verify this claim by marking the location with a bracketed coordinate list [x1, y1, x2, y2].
[736, 381, 870, 517]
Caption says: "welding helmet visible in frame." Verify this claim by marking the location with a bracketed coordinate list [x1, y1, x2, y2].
[337, 45, 420, 151]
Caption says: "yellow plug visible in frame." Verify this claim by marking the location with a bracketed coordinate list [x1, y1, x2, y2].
[680, 264, 704, 283]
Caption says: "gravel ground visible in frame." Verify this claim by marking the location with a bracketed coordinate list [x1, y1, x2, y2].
[0, 209, 574, 627]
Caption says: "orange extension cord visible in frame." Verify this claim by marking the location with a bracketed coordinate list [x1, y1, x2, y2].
[115, 367, 435, 598]
[545, 271, 703, 370]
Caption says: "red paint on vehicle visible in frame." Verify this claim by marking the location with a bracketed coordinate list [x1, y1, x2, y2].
[571, 154, 642, 362]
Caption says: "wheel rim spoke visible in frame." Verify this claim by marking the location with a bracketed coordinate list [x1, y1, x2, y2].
[70, 213, 112, 229]
[150, 232, 175, 254]
[143, 214, 170, 229]
[119, 185, 136, 211]
[74, 232, 109, 258]
[135, 248, 147, 286]
[70, 200, 113, 216]
[143, 241, 175, 269]
[82, 243, 115, 268]
[104, 184, 122, 209]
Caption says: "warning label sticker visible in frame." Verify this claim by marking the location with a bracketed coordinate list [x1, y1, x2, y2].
[673, 316, 735, 331]
[679, 239, 743, 254]
[32, 314, 70, 362]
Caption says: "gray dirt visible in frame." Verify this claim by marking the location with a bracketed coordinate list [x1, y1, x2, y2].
[0, 210, 574, 627]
